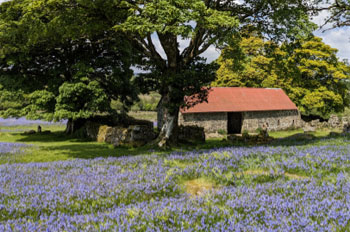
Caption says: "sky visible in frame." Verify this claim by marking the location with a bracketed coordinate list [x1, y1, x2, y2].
[0, 0, 349, 62]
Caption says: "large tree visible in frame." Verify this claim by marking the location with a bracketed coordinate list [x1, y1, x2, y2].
[0, 0, 137, 133]
[114, 0, 315, 147]
[0, 0, 317, 146]
[213, 35, 350, 119]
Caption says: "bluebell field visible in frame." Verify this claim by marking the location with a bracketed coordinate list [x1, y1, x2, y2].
[0, 142, 29, 154]
[1, 140, 350, 231]
[0, 117, 67, 132]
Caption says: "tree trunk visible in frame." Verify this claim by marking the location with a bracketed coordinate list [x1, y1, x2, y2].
[156, 95, 180, 149]
[65, 119, 74, 134]
[65, 118, 86, 135]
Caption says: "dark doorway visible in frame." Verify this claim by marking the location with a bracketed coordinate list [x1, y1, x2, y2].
[228, 112, 242, 134]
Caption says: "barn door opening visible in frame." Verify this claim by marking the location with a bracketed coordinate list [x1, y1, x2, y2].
[228, 112, 242, 134]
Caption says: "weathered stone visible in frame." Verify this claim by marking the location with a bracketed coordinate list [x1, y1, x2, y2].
[97, 125, 113, 143]
[178, 126, 205, 143]
[179, 110, 302, 135]
[310, 119, 320, 127]
[328, 115, 341, 128]
[303, 125, 316, 133]
[96, 124, 155, 147]
[179, 112, 227, 134]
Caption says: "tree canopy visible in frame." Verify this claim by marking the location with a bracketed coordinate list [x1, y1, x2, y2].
[114, 0, 316, 145]
[0, 0, 137, 125]
[0, 0, 323, 145]
[213, 35, 350, 119]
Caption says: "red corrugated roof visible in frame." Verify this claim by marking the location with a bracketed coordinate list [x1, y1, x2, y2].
[181, 87, 298, 114]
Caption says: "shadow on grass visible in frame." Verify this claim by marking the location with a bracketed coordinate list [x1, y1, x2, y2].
[39, 143, 154, 159]
[17, 132, 88, 143]
[9, 130, 350, 162]
[269, 132, 349, 147]
[15, 132, 155, 159]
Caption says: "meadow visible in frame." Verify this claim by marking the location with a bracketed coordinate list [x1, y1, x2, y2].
[1, 118, 350, 231]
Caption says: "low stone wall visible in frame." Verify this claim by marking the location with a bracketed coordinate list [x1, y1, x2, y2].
[97, 125, 156, 147]
[302, 115, 350, 130]
[242, 110, 301, 132]
[179, 112, 227, 133]
[82, 121, 155, 147]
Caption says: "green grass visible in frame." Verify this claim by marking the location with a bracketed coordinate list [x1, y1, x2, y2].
[0, 126, 347, 164]
[128, 111, 157, 121]
[0, 124, 65, 132]
[269, 128, 342, 138]
[0, 131, 158, 164]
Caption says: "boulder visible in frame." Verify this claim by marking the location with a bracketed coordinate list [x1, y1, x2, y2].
[97, 125, 113, 143]
[97, 124, 155, 147]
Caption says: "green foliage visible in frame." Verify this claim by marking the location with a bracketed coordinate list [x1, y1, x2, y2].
[214, 35, 350, 119]
[55, 81, 110, 120]
[112, 93, 161, 112]
[116, 0, 314, 124]
[217, 129, 227, 135]
[0, 0, 137, 122]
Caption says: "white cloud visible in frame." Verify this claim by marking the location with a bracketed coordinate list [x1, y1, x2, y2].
[315, 28, 350, 61]
[201, 45, 220, 63]
[312, 9, 350, 61]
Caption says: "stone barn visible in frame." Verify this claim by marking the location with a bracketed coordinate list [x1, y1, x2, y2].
[179, 87, 301, 134]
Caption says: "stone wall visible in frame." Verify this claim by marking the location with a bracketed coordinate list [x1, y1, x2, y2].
[242, 110, 301, 132]
[179, 112, 227, 133]
[179, 110, 302, 134]
[303, 115, 350, 130]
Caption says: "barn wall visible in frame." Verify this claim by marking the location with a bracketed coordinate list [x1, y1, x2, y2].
[179, 110, 301, 134]
[242, 110, 301, 132]
[179, 112, 228, 133]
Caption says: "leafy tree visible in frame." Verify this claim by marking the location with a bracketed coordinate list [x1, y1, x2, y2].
[0, 0, 137, 133]
[214, 35, 350, 119]
[114, 0, 315, 147]
[0, 0, 316, 145]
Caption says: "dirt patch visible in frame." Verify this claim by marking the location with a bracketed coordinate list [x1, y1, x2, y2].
[235, 170, 308, 180]
[184, 178, 216, 196]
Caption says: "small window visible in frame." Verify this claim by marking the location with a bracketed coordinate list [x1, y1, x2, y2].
[277, 120, 280, 126]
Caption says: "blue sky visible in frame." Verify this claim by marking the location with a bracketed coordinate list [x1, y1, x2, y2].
[0, 0, 349, 62]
